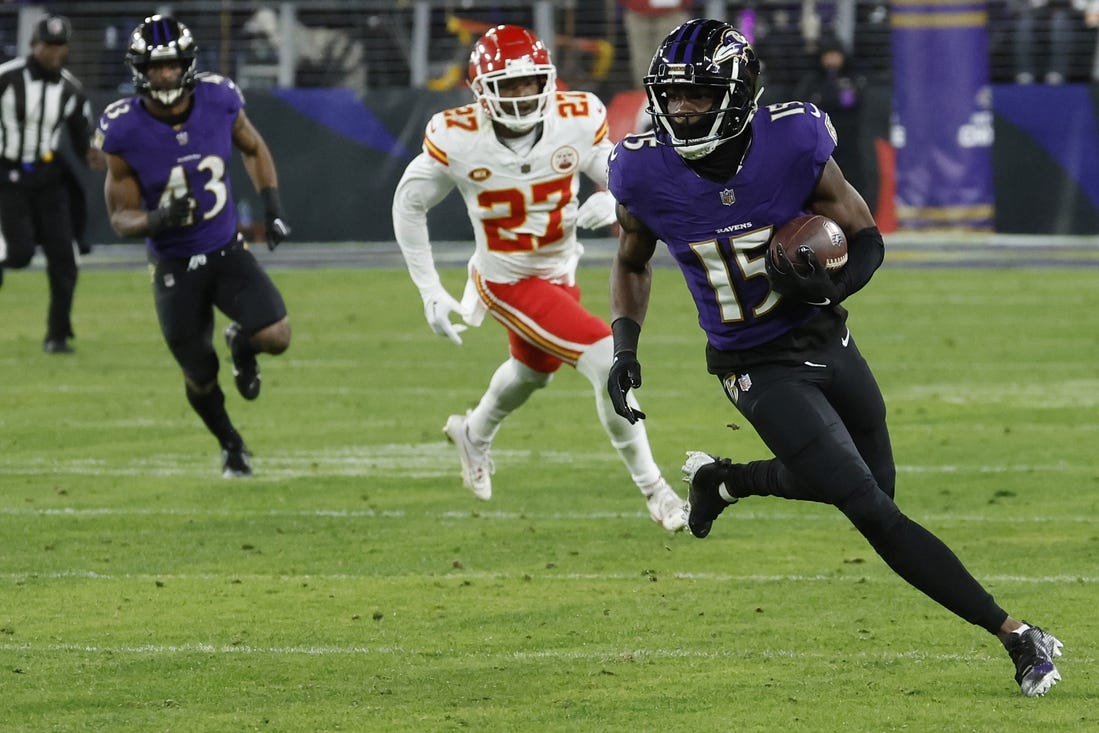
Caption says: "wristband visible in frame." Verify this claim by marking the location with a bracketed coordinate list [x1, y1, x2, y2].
[260, 186, 283, 217]
[611, 317, 641, 356]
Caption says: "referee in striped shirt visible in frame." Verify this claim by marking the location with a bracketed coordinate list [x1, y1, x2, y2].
[0, 15, 97, 354]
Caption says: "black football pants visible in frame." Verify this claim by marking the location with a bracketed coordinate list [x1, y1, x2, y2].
[0, 179, 77, 340]
[151, 237, 287, 386]
[718, 326, 1008, 634]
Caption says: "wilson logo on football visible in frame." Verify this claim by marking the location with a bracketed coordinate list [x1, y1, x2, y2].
[469, 167, 491, 181]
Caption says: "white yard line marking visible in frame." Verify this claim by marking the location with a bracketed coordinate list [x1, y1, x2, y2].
[1, 570, 1091, 584]
[2, 640, 1088, 666]
[0, 445, 617, 479]
[0, 442, 1092, 481]
[0, 505, 1093, 525]
[0, 502, 1094, 528]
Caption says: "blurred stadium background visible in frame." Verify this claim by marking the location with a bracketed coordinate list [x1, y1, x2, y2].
[4, 0, 1098, 241]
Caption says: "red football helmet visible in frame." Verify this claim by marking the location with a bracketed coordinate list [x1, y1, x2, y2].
[468, 25, 556, 132]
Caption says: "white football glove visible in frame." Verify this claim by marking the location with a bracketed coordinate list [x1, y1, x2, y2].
[421, 287, 468, 345]
[575, 190, 617, 230]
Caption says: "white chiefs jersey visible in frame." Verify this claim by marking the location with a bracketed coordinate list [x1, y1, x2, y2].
[404, 91, 612, 284]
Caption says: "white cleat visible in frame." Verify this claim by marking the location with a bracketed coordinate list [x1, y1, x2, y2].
[443, 412, 494, 500]
[1006, 623, 1064, 697]
[644, 479, 687, 532]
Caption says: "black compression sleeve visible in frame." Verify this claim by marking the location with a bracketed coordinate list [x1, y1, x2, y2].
[836, 226, 885, 300]
[260, 187, 283, 217]
[611, 317, 641, 356]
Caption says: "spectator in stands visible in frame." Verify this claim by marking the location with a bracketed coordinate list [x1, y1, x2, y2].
[617, 1, 693, 87]
[1013, 0, 1085, 84]
[794, 37, 868, 199]
[1085, 0, 1099, 81]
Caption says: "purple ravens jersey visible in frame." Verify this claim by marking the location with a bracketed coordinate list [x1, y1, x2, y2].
[97, 73, 243, 258]
[609, 101, 838, 352]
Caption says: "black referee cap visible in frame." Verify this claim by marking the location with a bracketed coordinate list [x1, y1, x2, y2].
[33, 15, 72, 45]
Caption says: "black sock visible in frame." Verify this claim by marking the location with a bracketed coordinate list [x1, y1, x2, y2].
[185, 384, 243, 449]
[725, 459, 835, 504]
[715, 459, 773, 499]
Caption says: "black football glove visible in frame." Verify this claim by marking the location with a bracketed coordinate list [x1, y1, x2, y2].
[147, 194, 194, 235]
[260, 187, 290, 251]
[766, 245, 842, 307]
[607, 351, 647, 424]
[265, 211, 290, 251]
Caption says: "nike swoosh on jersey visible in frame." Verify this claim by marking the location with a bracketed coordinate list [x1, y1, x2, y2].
[841, 329, 851, 347]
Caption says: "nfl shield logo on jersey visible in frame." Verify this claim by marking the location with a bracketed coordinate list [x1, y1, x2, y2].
[720, 188, 736, 206]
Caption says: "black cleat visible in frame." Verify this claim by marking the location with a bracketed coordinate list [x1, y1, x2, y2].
[1004, 623, 1063, 696]
[225, 323, 260, 400]
[221, 444, 253, 478]
[681, 451, 738, 539]
[43, 337, 74, 354]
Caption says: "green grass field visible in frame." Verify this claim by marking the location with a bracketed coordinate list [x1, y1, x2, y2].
[1, 256, 1096, 732]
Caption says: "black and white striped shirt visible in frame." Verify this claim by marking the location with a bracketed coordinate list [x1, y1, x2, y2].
[0, 55, 92, 170]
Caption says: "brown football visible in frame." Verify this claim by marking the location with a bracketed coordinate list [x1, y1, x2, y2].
[768, 214, 848, 274]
